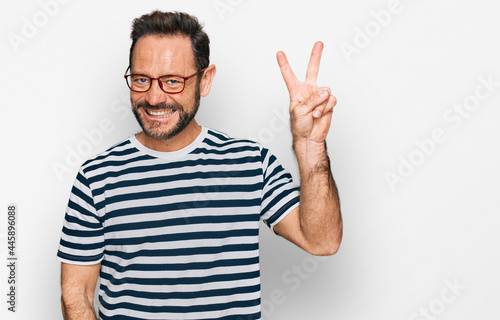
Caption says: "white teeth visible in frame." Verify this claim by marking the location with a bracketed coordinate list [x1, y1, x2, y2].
[146, 109, 175, 117]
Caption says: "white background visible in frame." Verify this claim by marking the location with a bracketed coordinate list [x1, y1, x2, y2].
[1, 0, 500, 319]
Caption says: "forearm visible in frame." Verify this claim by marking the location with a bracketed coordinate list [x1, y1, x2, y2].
[294, 138, 342, 255]
[61, 290, 97, 320]
[61, 263, 100, 320]
[61, 292, 97, 320]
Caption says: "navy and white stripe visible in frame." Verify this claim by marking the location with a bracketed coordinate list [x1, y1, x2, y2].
[57, 127, 299, 320]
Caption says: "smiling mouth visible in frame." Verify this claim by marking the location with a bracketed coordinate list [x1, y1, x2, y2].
[144, 108, 177, 118]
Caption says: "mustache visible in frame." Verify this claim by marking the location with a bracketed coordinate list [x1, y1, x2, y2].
[136, 101, 182, 110]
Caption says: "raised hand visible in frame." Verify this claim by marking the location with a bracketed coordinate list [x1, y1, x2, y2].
[277, 41, 336, 145]
[273, 42, 342, 257]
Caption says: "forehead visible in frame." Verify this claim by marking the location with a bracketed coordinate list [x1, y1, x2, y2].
[131, 34, 195, 75]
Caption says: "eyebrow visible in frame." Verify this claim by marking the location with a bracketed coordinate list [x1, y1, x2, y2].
[130, 70, 186, 78]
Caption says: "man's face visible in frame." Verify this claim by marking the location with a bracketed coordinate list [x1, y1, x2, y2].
[130, 34, 200, 141]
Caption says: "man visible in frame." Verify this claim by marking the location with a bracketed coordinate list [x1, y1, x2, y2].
[58, 10, 342, 320]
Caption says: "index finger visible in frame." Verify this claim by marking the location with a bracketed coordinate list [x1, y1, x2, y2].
[305, 41, 324, 84]
[277, 50, 299, 94]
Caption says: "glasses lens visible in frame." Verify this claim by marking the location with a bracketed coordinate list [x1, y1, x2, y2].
[127, 75, 151, 92]
[160, 76, 185, 93]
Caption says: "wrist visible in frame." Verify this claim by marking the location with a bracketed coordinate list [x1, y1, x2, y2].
[293, 138, 326, 157]
[293, 138, 330, 175]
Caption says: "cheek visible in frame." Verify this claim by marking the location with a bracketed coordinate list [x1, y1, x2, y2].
[129, 96, 139, 108]
[178, 87, 198, 104]
[131, 92, 144, 104]
[169, 92, 191, 108]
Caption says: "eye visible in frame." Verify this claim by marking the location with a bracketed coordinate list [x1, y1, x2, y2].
[131, 75, 150, 84]
[135, 77, 149, 84]
[164, 78, 181, 85]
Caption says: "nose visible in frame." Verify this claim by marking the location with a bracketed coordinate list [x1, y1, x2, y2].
[145, 79, 169, 106]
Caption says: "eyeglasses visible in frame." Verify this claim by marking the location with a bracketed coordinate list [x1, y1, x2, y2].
[124, 67, 204, 94]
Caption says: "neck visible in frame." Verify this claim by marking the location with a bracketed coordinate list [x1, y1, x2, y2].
[136, 121, 202, 152]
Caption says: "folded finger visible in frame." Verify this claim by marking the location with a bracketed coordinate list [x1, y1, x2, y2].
[313, 95, 337, 118]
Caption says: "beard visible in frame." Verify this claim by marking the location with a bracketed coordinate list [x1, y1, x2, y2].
[132, 86, 201, 141]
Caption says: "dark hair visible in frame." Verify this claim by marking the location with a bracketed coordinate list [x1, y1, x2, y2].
[129, 11, 210, 71]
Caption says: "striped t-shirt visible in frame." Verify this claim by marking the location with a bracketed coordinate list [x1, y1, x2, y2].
[57, 126, 300, 320]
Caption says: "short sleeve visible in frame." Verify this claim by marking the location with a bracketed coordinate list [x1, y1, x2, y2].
[259, 146, 300, 232]
[57, 168, 105, 265]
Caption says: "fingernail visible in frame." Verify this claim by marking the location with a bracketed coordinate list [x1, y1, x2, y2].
[314, 110, 321, 118]
[320, 90, 328, 99]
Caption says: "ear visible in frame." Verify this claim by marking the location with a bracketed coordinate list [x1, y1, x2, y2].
[199, 64, 216, 97]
